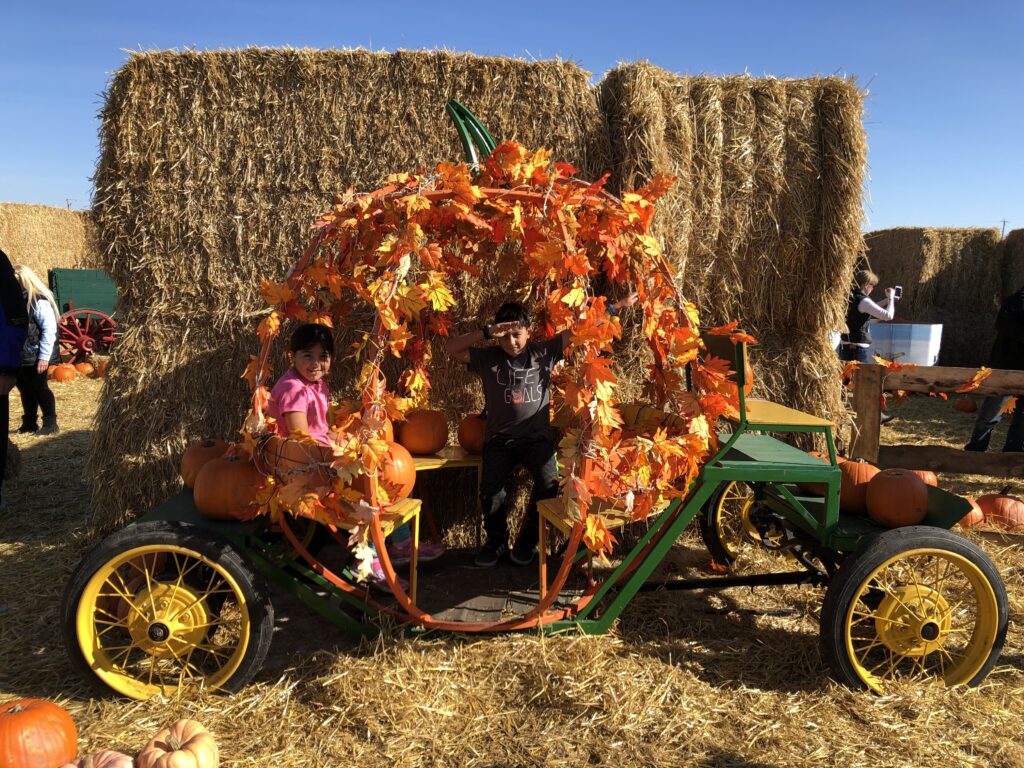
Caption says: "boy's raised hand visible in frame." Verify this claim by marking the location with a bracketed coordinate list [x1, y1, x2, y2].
[613, 290, 640, 311]
[489, 320, 522, 338]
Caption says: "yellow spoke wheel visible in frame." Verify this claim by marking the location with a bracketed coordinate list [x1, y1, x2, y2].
[699, 481, 760, 566]
[821, 526, 1007, 693]
[62, 522, 273, 700]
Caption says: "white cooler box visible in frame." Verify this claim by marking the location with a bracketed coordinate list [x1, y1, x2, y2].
[869, 323, 943, 366]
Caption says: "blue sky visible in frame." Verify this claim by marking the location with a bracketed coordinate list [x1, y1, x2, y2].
[2, 1, 1021, 231]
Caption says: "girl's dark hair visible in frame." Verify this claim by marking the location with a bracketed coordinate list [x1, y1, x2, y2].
[289, 323, 334, 357]
[494, 302, 530, 326]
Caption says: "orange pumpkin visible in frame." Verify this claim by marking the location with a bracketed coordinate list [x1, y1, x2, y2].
[396, 409, 448, 455]
[958, 497, 985, 529]
[953, 398, 978, 413]
[0, 698, 78, 768]
[180, 439, 229, 489]
[74, 361, 95, 376]
[838, 459, 879, 514]
[256, 436, 333, 489]
[457, 414, 486, 455]
[352, 441, 417, 502]
[60, 750, 134, 768]
[51, 363, 76, 383]
[798, 451, 835, 496]
[136, 719, 218, 768]
[193, 455, 269, 521]
[866, 469, 929, 528]
[976, 487, 1024, 530]
[911, 469, 938, 487]
[95, 359, 109, 377]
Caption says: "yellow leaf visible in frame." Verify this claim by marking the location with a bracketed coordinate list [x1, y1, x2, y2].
[260, 279, 295, 306]
[955, 366, 992, 393]
[561, 284, 587, 308]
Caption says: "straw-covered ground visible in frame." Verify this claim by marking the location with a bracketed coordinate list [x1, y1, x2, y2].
[1, 384, 1022, 767]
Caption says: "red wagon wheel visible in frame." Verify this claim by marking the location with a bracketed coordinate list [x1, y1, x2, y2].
[59, 308, 117, 363]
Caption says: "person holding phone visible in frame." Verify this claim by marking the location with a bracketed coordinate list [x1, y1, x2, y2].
[839, 269, 899, 363]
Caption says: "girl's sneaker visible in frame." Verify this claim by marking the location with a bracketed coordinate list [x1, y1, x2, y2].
[368, 557, 409, 594]
[388, 539, 446, 565]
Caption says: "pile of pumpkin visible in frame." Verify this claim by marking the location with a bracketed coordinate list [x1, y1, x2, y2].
[803, 453, 1024, 530]
[182, 408, 487, 520]
[0, 697, 217, 768]
[47, 359, 108, 383]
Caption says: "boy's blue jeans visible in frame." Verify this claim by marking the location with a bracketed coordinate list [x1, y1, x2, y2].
[965, 395, 1024, 452]
[480, 435, 559, 550]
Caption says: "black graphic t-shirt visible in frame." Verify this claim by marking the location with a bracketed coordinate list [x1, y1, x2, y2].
[467, 335, 565, 442]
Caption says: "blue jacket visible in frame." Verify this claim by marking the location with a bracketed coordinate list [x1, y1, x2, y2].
[0, 250, 28, 374]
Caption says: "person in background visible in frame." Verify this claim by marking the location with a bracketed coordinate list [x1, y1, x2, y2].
[839, 269, 899, 363]
[12, 266, 61, 435]
[0, 250, 29, 509]
[965, 286, 1024, 453]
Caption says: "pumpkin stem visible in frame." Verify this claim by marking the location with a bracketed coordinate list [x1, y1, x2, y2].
[1000, 485, 1014, 496]
[167, 735, 183, 751]
[6, 704, 26, 714]
[84, 755, 95, 768]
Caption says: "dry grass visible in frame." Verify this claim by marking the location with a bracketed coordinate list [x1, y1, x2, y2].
[599, 64, 866, 436]
[87, 48, 610, 532]
[864, 228, 1004, 367]
[2, 375, 1022, 767]
[0, 203, 98, 275]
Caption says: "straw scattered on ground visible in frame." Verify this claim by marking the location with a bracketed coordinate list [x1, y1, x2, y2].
[2, 372, 1022, 768]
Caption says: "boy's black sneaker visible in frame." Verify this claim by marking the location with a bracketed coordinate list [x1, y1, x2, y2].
[11, 423, 36, 434]
[474, 542, 508, 567]
[37, 423, 60, 436]
[510, 543, 535, 566]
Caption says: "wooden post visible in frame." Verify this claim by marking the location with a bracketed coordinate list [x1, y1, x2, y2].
[850, 364, 884, 463]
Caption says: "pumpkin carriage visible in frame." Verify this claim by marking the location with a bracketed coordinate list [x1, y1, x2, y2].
[62, 103, 1007, 700]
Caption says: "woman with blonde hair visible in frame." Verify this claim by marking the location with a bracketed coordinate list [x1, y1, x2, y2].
[12, 265, 61, 434]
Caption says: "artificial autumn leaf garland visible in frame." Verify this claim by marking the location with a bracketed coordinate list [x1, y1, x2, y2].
[234, 141, 754, 562]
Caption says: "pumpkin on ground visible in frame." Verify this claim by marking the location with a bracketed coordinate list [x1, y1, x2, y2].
[193, 455, 269, 521]
[457, 414, 486, 455]
[838, 459, 879, 514]
[73, 362, 94, 376]
[958, 497, 985, 528]
[179, 439, 229, 489]
[352, 441, 417, 502]
[60, 750, 134, 768]
[94, 359, 109, 378]
[953, 398, 978, 413]
[911, 469, 939, 487]
[136, 719, 218, 768]
[976, 486, 1024, 530]
[396, 409, 448, 455]
[50, 363, 76, 383]
[866, 469, 929, 528]
[0, 698, 78, 768]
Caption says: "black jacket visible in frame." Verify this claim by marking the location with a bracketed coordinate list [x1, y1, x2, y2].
[989, 287, 1024, 370]
[0, 249, 28, 375]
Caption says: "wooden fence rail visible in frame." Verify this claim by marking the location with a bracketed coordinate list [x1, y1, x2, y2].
[850, 364, 1024, 477]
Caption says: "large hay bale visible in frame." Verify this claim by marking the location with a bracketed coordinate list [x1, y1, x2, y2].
[599, 63, 866, 428]
[0, 203, 98, 276]
[864, 227, 1003, 366]
[87, 48, 609, 530]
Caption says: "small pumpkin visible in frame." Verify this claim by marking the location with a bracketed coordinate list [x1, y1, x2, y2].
[0, 698, 78, 768]
[256, 436, 333, 489]
[457, 414, 486, 455]
[180, 439, 229, 489]
[866, 469, 929, 528]
[396, 409, 448, 455]
[797, 451, 843, 496]
[911, 469, 939, 487]
[352, 441, 417, 502]
[193, 455, 269, 521]
[953, 398, 978, 413]
[94, 359, 109, 378]
[976, 486, 1024, 530]
[136, 719, 218, 768]
[60, 750, 134, 768]
[74, 362, 95, 376]
[958, 497, 985, 529]
[838, 459, 879, 514]
[51, 363, 77, 383]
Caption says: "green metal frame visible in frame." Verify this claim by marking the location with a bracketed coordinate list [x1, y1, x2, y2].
[445, 99, 497, 167]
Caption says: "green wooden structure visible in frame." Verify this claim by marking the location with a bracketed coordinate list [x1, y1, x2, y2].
[48, 268, 118, 362]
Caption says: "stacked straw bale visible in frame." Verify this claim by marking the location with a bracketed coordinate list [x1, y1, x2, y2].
[1001, 229, 1024, 301]
[87, 49, 609, 530]
[599, 63, 866, 427]
[864, 227, 1003, 366]
[0, 203, 98, 276]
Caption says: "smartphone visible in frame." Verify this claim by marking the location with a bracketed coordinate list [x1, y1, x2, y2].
[894, 286, 903, 299]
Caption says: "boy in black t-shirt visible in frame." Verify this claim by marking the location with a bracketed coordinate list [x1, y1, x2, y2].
[446, 297, 636, 566]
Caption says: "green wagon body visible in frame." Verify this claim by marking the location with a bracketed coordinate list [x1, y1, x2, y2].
[48, 268, 118, 361]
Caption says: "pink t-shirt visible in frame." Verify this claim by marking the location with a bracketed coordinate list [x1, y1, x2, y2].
[268, 368, 331, 446]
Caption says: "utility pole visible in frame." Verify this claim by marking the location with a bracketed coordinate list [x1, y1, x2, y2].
[65, 198, 72, 210]
[1001, 219, 1009, 238]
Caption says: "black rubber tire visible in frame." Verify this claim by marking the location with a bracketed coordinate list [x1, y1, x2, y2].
[820, 526, 1008, 692]
[61, 521, 274, 699]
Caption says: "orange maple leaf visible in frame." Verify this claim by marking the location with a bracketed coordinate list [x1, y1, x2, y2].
[728, 331, 758, 346]
[706, 321, 739, 336]
[1000, 396, 1018, 415]
[956, 367, 992, 393]
[260, 278, 295, 307]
